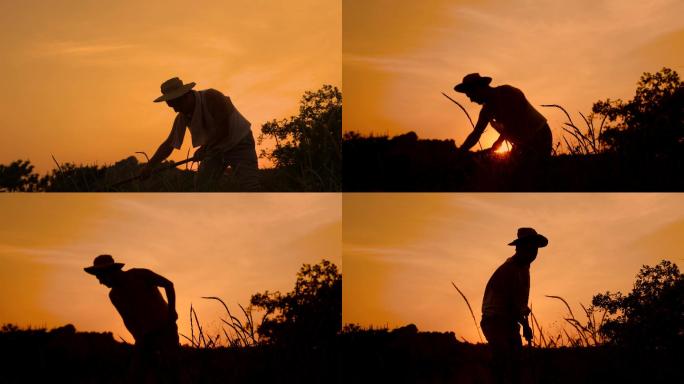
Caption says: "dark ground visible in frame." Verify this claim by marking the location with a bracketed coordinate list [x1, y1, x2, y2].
[340, 324, 683, 384]
[0, 324, 340, 384]
[2, 324, 682, 383]
[342, 132, 684, 192]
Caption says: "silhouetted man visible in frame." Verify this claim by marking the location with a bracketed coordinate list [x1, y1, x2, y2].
[142, 77, 259, 191]
[85, 254, 179, 383]
[454, 73, 552, 163]
[481, 228, 548, 384]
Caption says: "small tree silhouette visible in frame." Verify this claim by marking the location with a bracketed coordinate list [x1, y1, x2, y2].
[258, 85, 342, 191]
[0, 160, 40, 191]
[250, 260, 341, 347]
[591, 260, 684, 350]
[593, 68, 684, 156]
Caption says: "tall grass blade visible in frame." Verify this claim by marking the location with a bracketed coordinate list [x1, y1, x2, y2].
[451, 281, 483, 343]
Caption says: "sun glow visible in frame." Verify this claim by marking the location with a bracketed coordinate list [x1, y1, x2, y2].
[495, 141, 512, 154]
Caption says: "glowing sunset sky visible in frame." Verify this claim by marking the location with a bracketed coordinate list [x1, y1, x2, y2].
[343, 194, 684, 342]
[0, 194, 341, 344]
[344, 0, 684, 149]
[0, 0, 341, 173]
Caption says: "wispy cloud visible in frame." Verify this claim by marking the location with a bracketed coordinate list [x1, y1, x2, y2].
[35, 41, 137, 56]
[345, 54, 434, 76]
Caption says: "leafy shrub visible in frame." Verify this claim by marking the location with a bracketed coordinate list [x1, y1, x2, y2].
[592, 260, 684, 350]
[250, 260, 341, 347]
[259, 85, 342, 191]
[0, 160, 40, 191]
[593, 68, 683, 156]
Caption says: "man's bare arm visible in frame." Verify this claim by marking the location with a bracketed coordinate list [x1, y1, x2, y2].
[145, 269, 177, 321]
[460, 107, 492, 151]
[148, 137, 174, 167]
[139, 136, 174, 178]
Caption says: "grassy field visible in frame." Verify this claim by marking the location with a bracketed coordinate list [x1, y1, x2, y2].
[0, 155, 338, 192]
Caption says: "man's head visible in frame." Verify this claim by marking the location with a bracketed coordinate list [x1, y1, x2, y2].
[153, 77, 196, 114]
[454, 73, 492, 105]
[84, 254, 124, 288]
[165, 91, 195, 114]
[508, 227, 548, 264]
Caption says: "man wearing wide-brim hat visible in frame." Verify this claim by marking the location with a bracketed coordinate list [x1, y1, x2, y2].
[453, 73, 552, 163]
[480, 227, 548, 384]
[85, 254, 179, 381]
[142, 77, 259, 191]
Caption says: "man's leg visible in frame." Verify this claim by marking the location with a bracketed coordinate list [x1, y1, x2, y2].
[481, 317, 507, 384]
[525, 126, 553, 189]
[223, 132, 260, 191]
[141, 324, 181, 384]
[157, 324, 181, 384]
[196, 150, 229, 191]
[509, 127, 553, 189]
[482, 317, 523, 384]
[126, 346, 145, 384]
[130, 335, 158, 384]
[507, 323, 524, 384]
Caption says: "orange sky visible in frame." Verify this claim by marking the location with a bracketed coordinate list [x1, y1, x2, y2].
[0, 194, 341, 344]
[0, 0, 341, 173]
[343, 193, 684, 343]
[344, 0, 684, 150]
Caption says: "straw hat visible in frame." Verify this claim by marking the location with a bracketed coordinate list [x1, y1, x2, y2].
[153, 77, 196, 102]
[508, 227, 548, 248]
[84, 254, 124, 275]
[454, 73, 492, 93]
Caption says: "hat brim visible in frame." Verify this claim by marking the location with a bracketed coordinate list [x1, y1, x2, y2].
[153, 83, 196, 103]
[508, 234, 548, 248]
[84, 263, 124, 275]
[454, 77, 492, 93]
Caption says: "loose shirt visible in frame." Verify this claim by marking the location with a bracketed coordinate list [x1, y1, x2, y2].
[482, 256, 530, 321]
[482, 85, 547, 144]
[168, 89, 251, 153]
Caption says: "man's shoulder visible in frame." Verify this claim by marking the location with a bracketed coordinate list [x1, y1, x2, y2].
[122, 268, 155, 280]
[202, 88, 225, 96]
[121, 268, 165, 288]
[202, 88, 233, 114]
[202, 88, 228, 102]
[496, 257, 520, 274]
[493, 84, 523, 96]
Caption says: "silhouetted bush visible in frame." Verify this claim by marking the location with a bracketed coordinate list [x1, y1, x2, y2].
[259, 85, 342, 191]
[0, 160, 40, 191]
[592, 260, 684, 350]
[594, 68, 684, 157]
[251, 260, 341, 348]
